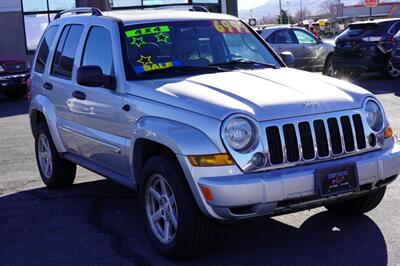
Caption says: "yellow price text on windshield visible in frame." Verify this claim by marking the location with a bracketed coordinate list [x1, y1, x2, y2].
[212, 20, 251, 34]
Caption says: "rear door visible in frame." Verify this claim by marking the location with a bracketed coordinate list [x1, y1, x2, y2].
[45, 24, 85, 154]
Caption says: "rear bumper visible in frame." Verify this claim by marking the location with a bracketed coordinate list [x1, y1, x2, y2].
[198, 141, 400, 219]
[332, 56, 384, 72]
[0, 72, 30, 91]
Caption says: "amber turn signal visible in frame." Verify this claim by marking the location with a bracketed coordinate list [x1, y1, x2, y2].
[188, 154, 234, 167]
[384, 126, 394, 139]
[200, 187, 213, 201]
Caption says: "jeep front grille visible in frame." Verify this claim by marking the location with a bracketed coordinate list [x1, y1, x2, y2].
[265, 113, 374, 166]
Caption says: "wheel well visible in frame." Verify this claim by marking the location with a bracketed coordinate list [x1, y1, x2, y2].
[133, 139, 179, 186]
[30, 110, 46, 138]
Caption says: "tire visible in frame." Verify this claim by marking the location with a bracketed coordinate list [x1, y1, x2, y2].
[139, 155, 214, 260]
[325, 187, 386, 215]
[322, 54, 335, 77]
[382, 57, 400, 79]
[337, 71, 360, 80]
[4, 88, 26, 100]
[35, 121, 76, 189]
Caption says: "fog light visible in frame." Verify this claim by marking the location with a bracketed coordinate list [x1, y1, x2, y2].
[384, 126, 394, 139]
[251, 152, 266, 167]
[188, 154, 234, 167]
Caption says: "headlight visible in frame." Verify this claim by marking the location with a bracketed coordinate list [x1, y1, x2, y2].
[0, 65, 5, 73]
[223, 117, 258, 152]
[364, 99, 384, 131]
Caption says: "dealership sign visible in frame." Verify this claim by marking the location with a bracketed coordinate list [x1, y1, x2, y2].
[365, 0, 379, 7]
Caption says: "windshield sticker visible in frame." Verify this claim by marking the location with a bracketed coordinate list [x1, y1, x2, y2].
[154, 32, 170, 43]
[212, 20, 251, 34]
[131, 37, 147, 48]
[134, 59, 182, 74]
[125, 26, 170, 38]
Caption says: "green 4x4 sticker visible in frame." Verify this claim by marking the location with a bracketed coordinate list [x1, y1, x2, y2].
[125, 26, 170, 38]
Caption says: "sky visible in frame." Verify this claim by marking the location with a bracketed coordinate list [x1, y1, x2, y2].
[238, 0, 266, 11]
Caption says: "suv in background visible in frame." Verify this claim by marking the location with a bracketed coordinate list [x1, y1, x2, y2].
[30, 8, 400, 260]
[391, 30, 400, 68]
[259, 26, 335, 75]
[0, 55, 30, 99]
[333, 18, 400, 79]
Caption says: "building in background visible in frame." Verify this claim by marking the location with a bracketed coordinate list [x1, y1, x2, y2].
[0, 0, 238, 61]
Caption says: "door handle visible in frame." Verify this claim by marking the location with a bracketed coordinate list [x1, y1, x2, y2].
[43, 82, 53, 90]
[72, 91, 86, 100]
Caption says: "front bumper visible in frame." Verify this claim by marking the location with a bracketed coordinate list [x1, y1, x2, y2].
[197, 141, 400, 219]
[0, 72, 30, 91]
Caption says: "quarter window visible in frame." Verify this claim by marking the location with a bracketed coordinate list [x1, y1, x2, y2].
[51, 25, 84, 79]
[293, 30, 317, 44]
[82, 27, 114, 76]
[34, 26, 59, 73]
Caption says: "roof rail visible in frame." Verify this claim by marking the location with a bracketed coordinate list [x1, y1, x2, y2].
[54, 7, 102, 20]
[151, 4, 209, 13]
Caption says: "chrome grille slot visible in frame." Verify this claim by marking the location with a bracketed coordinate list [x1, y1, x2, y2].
[262, 111, 374, 169]
[313, 120, 329, 158]
[353, 114, 367, 150]
[282, 124, 299, 162]
[266, 126, 284, 165]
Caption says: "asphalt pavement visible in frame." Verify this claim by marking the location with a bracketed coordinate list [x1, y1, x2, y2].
[0, 73, 399, 266]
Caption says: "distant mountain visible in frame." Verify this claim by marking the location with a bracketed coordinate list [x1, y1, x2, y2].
[239, 0, 400, 19]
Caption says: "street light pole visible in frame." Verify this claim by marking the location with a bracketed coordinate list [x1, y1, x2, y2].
[279, 0, 283, 24]
[300, 0, 303, 21]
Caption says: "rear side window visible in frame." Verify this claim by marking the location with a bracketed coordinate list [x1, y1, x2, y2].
[389, 22, 400, 35]
[81, 27, 113, 76]
[52, 24, 84, 79]
[34, 26, 59, 74]
[267, 30, 296, 44]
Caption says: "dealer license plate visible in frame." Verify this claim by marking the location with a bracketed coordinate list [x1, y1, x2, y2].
[315, 164, 359, 197]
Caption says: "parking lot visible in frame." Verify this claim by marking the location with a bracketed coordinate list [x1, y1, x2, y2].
[0, 73, 399, 266]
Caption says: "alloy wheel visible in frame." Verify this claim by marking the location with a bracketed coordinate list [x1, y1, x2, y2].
[37, 134, 53, 179]
[145, 173, 178, 244]
[387, 60, 400, 78]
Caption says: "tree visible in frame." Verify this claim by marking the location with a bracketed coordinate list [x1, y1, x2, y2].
[294, 7, 312, 22]
[277, 10, 294, 24]
[319, 0, 336, 15]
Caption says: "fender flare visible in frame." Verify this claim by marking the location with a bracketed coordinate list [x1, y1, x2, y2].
[29, 95, 67, 153]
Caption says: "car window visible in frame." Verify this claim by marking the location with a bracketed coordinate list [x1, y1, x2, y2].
[389, 22, 400, 35]
[51, 24, 84, 79]
[82, 26, 113, 76]
[293, 30, 317, 44]
[267, 30, 296, 44]
[223, 34, 267, 62]
[34, 26, 59, 74]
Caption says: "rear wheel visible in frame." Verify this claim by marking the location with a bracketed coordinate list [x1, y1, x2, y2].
[322, 54, 335, 77]
[382, 58, 400, 79]
[35, 121, 76, 189]
[140, 155, 214, 260]
[325, 187, 386, 215]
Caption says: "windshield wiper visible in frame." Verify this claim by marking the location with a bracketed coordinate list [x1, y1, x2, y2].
[138, 65, 227, 76]
[210, 59, 279, 69]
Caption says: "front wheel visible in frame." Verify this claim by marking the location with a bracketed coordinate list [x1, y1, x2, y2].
[325, 187, 386, 215]
[140, 155, 214, 260]
[322, 54, 336, 77]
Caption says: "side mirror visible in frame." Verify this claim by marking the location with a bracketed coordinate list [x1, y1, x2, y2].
[279, 51, 295, 67]
[317, 37, 323, 44]
[77, 65, 105, 87]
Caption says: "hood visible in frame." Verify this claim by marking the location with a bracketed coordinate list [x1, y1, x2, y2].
[126, 68, 371, 121]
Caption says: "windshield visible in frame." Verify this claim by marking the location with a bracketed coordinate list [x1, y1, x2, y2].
[123, 20, 281, 80]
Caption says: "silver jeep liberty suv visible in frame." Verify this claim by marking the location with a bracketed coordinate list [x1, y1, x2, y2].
[29, 7, 400, 260]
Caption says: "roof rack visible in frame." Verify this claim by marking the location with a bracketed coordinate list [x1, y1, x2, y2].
[54, 7, 102, 20]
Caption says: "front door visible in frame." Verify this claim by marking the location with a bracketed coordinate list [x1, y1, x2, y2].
[292, 29, 323, 69]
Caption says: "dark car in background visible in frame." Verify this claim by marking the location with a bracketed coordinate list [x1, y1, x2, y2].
[0, 55, 30, 99]
[392, 30, 400, 69]
[333, 18, 400, 79]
